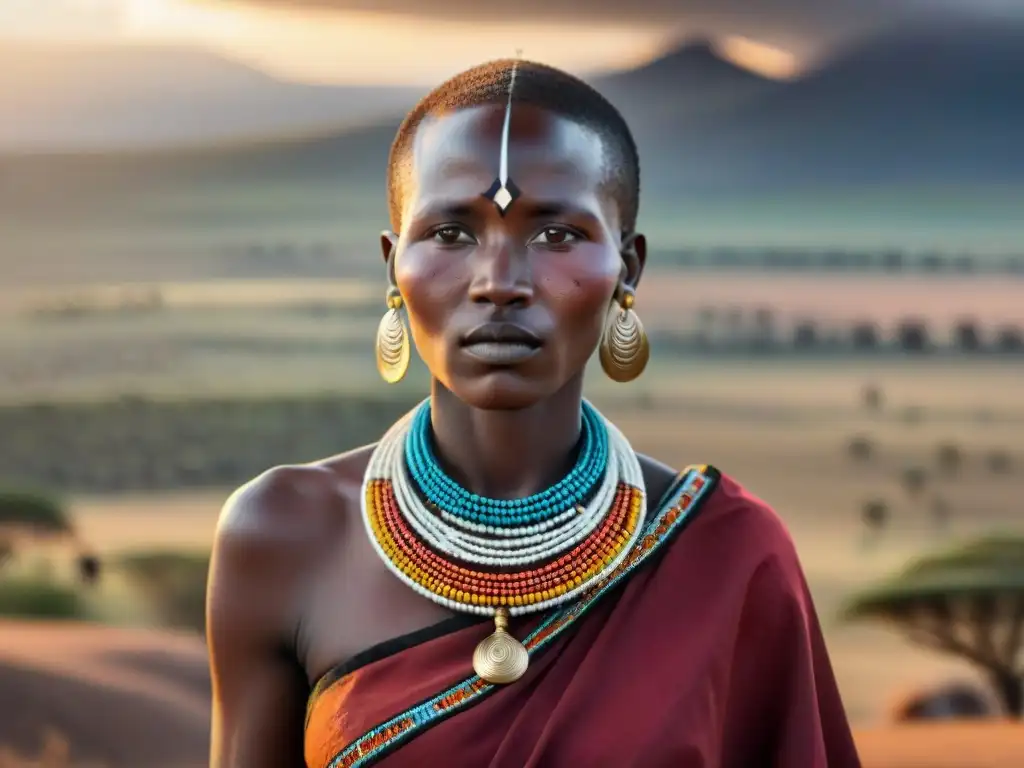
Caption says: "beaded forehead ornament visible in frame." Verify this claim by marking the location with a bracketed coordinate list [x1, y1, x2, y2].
[481, 58, 522, 216]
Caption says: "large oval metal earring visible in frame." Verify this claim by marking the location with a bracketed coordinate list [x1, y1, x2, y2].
[599, 289, 649, 383]
[376, 288, 410, 384]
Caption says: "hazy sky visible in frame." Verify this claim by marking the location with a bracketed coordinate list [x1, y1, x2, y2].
[1, 0, 1019, 84]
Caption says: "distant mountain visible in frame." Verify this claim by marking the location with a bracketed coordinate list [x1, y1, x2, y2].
[0, 40, 768, 188]
[4, 24, 1024, 272]
[0, 42, 423, 151]
[598, 39, 778, 119]
[658, 18, 1024, 191]
[605, 39, 766, 90]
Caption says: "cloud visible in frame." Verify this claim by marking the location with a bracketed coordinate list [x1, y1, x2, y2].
[242, 0, 904, 29]
[232, 0, 1024, 62]
[236, 1, 1024, 39]
[234, 0, 925, 56]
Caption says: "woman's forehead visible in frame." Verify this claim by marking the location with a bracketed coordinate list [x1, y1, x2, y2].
[409, 104, 609, 204]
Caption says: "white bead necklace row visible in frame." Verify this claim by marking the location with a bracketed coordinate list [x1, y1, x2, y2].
[370, 403, 624, 563]
[361, 400, 648, 617]
[392, 427, 618, 566]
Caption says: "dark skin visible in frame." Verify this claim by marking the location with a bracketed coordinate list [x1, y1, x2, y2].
[206, 103, 679, 767]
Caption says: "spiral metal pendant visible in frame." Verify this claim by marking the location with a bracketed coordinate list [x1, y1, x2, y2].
[472, 608, 529, 684]
[599, 304, 649, 383]
[376, 307, 410, 384]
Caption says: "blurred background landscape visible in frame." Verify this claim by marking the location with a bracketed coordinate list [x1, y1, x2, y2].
[1, 1, 1023, 766]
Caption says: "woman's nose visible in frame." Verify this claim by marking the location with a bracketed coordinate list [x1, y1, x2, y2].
[467, 243, 534, 306]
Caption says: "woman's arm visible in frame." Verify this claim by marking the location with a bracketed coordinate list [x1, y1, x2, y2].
[721, 508, 862, 768]
[207, 473, 313, 768]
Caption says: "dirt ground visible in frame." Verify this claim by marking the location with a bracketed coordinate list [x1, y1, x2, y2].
[0, 621, 209, 768]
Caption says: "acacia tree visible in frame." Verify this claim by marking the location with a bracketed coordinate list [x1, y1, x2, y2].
[901, 465, 928, 498]
[847, 435, 874, 463]
[843, 537, 1024, 717]
[859, 499, 890, 551]
[936, 442, 964, 475]
[0, 489, 99, 584]
[0, 490, 72, 540]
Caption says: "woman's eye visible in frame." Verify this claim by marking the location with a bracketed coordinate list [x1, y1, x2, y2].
[432, 226, 474, 245]
[531, 227, 580, 247]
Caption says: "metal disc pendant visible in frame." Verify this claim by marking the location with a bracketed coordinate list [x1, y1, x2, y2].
[376, 307, 410, 384]
[599, 304, 649, 383]
[472, 608, 528, 685]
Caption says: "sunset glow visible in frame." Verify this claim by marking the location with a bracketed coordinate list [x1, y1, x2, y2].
[718, 35, 801, 80]
[0, 0, 802, 83]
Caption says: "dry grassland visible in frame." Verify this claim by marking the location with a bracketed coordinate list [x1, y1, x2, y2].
[66, 386, 1024, 728]
[2, 276, 1022, 765]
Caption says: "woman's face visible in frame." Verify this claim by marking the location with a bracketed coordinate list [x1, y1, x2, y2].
[384, 103, 644, 410]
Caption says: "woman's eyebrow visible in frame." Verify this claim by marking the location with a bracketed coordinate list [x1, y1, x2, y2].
[409, 200, 480, 221]
[524, 200, 602, 223]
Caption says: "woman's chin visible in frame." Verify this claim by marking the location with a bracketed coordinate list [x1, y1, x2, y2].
[447, 372, 557, 412]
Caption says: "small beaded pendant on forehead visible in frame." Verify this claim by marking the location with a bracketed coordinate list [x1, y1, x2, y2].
[481, 58, 522, 216]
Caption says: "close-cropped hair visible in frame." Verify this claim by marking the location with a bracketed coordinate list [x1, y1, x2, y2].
[386, 59, 641, 233]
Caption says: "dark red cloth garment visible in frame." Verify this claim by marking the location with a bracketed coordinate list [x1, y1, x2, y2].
[305, 469, 861, 768]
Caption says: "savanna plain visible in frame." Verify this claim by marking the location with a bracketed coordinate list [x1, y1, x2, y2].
[1, 268, 1022, 768]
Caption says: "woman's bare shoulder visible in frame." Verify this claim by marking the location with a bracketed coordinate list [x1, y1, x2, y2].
[210, 445, 376, 588]
[221, 446, 371, 532]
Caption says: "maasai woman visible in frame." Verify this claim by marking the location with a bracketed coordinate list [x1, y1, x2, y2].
[206, 59, 862, 768]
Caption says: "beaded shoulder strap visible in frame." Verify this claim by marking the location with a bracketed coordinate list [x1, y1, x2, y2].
[311, 464, 720, 768]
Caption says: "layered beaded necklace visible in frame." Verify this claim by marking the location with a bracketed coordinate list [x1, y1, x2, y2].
[362, 399, 647, 685]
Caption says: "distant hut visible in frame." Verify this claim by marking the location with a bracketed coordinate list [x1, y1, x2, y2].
[995, 325, 1023, 353]
[850, 321, 881, 352]
[952, 318, 982, 353]
[896, 318, 930, 353]
[890, 681, 998, 722]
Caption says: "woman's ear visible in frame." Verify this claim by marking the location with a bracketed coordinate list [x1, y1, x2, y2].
[619, 232, 647, 291]
[380, 230, 398, 264]
[380, 230, 399, 287]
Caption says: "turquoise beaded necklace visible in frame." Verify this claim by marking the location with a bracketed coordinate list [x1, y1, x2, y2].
[403, 400, 609, 527]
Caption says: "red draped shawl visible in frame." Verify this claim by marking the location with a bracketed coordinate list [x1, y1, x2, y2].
[305, 466, 861, 768]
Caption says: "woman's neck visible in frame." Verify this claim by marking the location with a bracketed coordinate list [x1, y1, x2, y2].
[428, 378, 585, 500]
